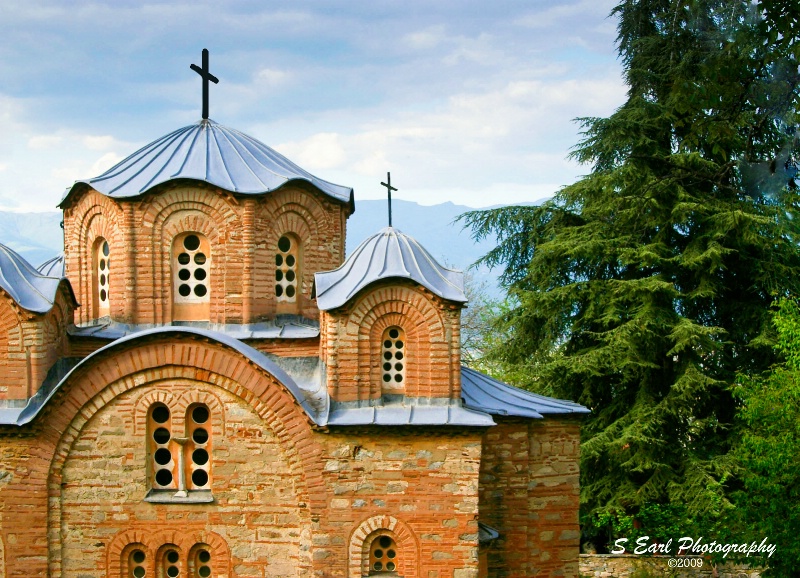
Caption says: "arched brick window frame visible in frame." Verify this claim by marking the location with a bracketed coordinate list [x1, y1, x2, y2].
[172, 232, 211, 321]
[274, 232, 302, 314]
[92, 236, 111, 318]
[348, 515, 419, 578]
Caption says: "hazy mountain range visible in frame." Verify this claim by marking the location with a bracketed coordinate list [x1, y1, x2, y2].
[0, 199, 543, 297]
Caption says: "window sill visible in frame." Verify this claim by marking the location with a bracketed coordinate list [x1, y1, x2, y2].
[144, 489, 214, 504]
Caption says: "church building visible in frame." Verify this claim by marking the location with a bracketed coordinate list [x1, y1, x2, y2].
[0, 53, 588, 577]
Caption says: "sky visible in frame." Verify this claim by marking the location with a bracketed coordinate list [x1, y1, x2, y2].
[0, 0, 626, 212]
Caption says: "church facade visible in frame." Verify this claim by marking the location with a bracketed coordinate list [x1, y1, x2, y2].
[0, 115, 587, 577]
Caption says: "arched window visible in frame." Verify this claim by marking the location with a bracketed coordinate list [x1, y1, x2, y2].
[93, 237, 111, 318]
[189, 545, 212, 578]
[187, 404, 211, 490]
[173, 233, 210, 321]
[275, 234, 300, 311]
[381, 327, 406, 396]
[160, 547, 182, 578]
[149, 404, 176, 490]
[125, 547, 147, 578]
[369, 535, 399, 574]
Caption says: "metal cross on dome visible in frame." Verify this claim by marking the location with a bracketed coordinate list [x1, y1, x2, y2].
[190, 48, 219, 120]
[380, 172, 398, 227]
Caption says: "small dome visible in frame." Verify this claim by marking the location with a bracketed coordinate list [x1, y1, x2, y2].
[314, 227, 467, 311]
[0, 245, 74, 314]
[61, 119, 353, 208]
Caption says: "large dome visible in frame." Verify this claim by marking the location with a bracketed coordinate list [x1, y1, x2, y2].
[61, 119, 353, 207]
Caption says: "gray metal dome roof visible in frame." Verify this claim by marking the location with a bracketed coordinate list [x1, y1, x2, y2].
[314, 227, 467, 311]
[0, 244, 75, 314]
[61, 119, 354, 208]
[37, 253, 65, 278]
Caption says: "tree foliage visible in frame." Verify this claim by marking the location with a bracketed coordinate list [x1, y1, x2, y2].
[461, 0, 800, 544]
[731, 299, 800, 576]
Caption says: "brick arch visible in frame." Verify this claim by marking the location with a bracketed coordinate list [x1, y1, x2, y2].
[348, 515, 419, 578]
[133, 389, 179, 435]
[43, 333, 325, 575]
[351, 285, 451, 400]
[68, 191, 124, 324]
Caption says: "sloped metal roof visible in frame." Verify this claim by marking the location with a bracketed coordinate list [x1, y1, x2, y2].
[0, 327, 328, 427]
[37, 253, 65, 278]
[68, 318, 320, 340]
[326, 400, 495, 427]
[461, 366, 590, 418]
[315, 227, 467, 310]
[0, 244, 75, 314]
[60, 119, 354, 209]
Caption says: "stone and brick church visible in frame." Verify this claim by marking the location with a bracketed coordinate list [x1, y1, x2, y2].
[0, 55, 588, 577]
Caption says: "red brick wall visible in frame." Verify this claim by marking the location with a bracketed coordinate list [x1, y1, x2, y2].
[321, 280, 463, 404]
[62, 182, 349, 326]
[479, 417, 582, 578]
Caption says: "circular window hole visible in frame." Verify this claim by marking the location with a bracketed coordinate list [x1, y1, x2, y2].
[374, 549, 384, 558]
[100, 289, 107, 302]
[395, 340, 404, 349]
[379, 536, 392, 548]
[167, 551, 179, 564]
[154, 448, 172, 466]
[387, 549, 396, 559]
[275, 254, 283, 266]
[395, 352, 404, 360]
[275, 285, 283, 297]
[198, 566, 211, 578]
[192, 428, 209, 444]
[382, 374, 391, 382]
[395, 363, 403, 371]
[155, 469, 173, 486]
[102, 241, 110, 256]
[389, 328, 399, 339]
[132, 550, 146, 564]
[275, 270, 283, 281]
[394, 374, 403, 383]
[387, 562, 396, 571]
[178, 284, 191, 297]
[192, 405, 209, 424]
[278, 236, 291, 252]
[192, 469, 209, 487]
[194, 253, 206, 265]
[152, 406, 170, 423]
[184, 235, 200, 251]
[384, 340, 392, 349]
[153, 427, 170, 444]
[166, 565, 179, 578]
[99, 259, 106, 270]
[286, 255, 296, 267]
[194, 285, 208, 297]
[286, 270, 295, 282]
[383, 352, 392, 360]
[192, 448, 209, 466]
[133, 566, 146, 578]
[373, 562, 383, 571]
[286, 285, 295, 298]
[198, 551, 211, 563]
[178, 253, 190, 265]
[194, 268, 207, 281]
[100, 274, 106, 286]
[178, 269, 191, 281]
[383, 362, 392, 371]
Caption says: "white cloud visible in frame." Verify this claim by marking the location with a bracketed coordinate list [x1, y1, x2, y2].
[276, 133, 347, 170]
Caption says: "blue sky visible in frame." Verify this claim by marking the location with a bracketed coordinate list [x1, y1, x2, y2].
[0, 0, 626, 211]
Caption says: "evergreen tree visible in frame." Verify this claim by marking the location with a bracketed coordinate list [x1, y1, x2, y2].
[461, 0, 800, 544]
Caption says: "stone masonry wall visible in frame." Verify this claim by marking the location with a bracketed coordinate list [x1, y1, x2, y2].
[579, 554, 762, 577]
[479, 416, 582, 578]
[62, 182, 349, 326]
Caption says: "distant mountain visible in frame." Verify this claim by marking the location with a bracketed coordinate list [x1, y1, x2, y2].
[0, 199, 540, 297]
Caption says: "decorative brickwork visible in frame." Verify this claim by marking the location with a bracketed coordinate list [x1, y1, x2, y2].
[322, 280, 463, 404]
[348, 515, 419, 578]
